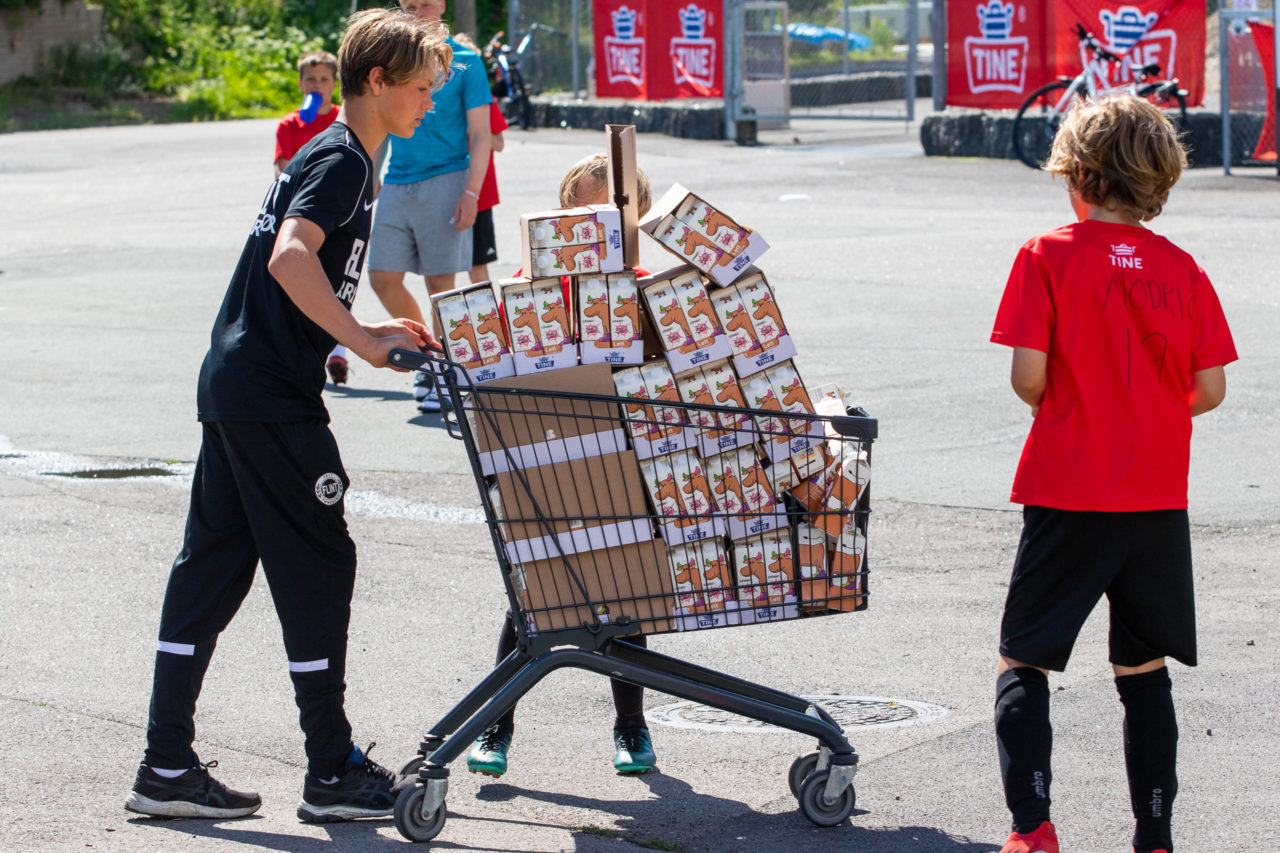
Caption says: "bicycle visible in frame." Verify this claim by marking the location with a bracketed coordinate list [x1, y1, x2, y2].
[484, 24, 555, 131]
[1012, 22, 1188, 169]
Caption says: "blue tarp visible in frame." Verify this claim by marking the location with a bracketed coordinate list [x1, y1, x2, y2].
[786, 23, 873, 51]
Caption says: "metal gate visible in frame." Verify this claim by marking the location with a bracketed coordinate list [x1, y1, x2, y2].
[1217, 4, 1280, 174]
[724, 0, 926, 132]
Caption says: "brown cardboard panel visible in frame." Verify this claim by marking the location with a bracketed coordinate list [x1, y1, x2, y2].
[494, 450, 650, 544]
[468, 362, 620, 457]
[520, 540, 674, 634]
[607, 124, 641, 268]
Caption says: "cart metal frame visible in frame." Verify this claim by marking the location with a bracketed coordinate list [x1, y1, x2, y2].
[387, 348, 876, 842]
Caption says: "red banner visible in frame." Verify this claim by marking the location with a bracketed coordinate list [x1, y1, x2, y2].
[593, 1, 723, 100]
[1251, 22, 1277, 162]
[946, 0, 1206, 109]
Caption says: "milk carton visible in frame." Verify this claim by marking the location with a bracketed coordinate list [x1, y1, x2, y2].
[614, 366, 658, 442]
[738, 370, 791, 461]
[817, 449, 872, 539]
[529, 244, 605, 277]
[653, 215, 726, 277]
[731, 273, 797, 374]
[522, 205, 624, 277]
[462, 286, 510, 365]
[640, 267, 732, 374]
[829, 527, 867, 611]
[760, 528, 796, 607]
[675, 367, 719, 433]
[674, 275, 724, 349]
[700, 361, 752, 454]
[698, 538, 734, 612]
[796, 523, 831, 610]
[643, 277, 693, 353]
[703, 446, 784, 541]
[732, 530, 798, 623]
[667, 543, 705, 616]
[620, 361, 695, 460]
[640, 451, 724, 545]
[674, 194, 749, 256]
[765, 360, 825, 461]
[576, 275, 611, 347]
[609, 272, 641, 344]
[710, 284, 762, 361]
[533, 284, 570, 354]
[436, 292, 477, 366]
[527, 211, 603, 248]
[502, 279, 542, 356]
[639, 359, 685, 430]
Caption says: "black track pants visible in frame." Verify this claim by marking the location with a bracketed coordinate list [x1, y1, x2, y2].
[143, 421, 357, 778]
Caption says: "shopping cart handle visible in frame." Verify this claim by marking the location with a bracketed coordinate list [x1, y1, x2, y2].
[389, 346, 449, 372]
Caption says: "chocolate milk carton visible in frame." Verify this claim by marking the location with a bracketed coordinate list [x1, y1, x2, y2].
[576, 275, 611, 347]
[643, 277, 693, 353]
[760, 528, 797, 607]
[533, 284, 570, 354]
[502, 280, 542, 356]
[796, 523, 831, 610]
[436, 292, 477, 366]
[829, 527, 866, 611]
[674, 275, 723, 349]
[608, 272, 641, 344]
[818, 449, 872, 538]
[711, 284, 762, 359]
[462, 286, 509, 365]
[614, 366, 658, 442]
[667, 543, 705, 616]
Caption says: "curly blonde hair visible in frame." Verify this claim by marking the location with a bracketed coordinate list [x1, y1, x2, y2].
[558, 153, 652, 215]
[1044, 96, 1187, 222]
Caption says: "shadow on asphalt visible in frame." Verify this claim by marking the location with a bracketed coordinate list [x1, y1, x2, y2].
[124, 815, 406, 849]
[325, 384, 416, 404]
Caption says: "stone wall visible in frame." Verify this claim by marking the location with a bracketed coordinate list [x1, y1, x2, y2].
[1, 0, 103, 85]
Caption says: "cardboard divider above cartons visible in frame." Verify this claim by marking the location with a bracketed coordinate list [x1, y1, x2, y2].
[465, 362, 626, 475]
[639, 184, 769, 286]
[607, 125, 641, 269]
[431, 283, 516, 385]
[521, 205, 624, 278]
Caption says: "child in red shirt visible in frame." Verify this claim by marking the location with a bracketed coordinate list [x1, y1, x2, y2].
[989, 97, 1236, 853]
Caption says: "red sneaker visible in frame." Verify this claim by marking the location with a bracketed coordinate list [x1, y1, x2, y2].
[326, 355, 349, 385]
[1000, 821, 1058, 853]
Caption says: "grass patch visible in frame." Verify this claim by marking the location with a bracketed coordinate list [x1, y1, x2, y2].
[574, 825, 622, 839]
[637, 839, 682, 852]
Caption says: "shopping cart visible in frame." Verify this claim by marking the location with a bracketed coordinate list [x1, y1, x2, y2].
[387, 348, 877, 843]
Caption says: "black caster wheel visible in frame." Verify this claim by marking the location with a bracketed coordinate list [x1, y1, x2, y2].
[399, 755, 425, 776]
[394, 785, 446, 843]
[797, 769, 856, 827]
[788, 752, 820, 800]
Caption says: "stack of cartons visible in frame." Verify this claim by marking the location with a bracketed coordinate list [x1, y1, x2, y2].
[639, 184, 770, 285]
[431, 283, 516, 384]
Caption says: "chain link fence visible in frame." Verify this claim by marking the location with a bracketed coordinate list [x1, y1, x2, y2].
[505, 0, 592, 97]
[1214, 3, 1277, 171]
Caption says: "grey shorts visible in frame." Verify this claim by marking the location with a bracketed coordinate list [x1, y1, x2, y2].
[369, 169, 472, 277]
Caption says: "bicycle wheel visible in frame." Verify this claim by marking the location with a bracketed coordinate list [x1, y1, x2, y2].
[1136, 81, 1188, 134]
[1012, 80, 1085, 169]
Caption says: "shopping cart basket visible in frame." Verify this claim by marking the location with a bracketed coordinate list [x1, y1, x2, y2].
[387, 348, 877, 842]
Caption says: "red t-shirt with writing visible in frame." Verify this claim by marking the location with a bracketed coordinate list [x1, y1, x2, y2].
[477, 100, 509, 211]
[991, 220, 1237, 511]
[275, 108, 339, 164]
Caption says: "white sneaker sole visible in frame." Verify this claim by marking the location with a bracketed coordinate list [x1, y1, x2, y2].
[125, 791, 260, 819]
[297, 801, 394, 822]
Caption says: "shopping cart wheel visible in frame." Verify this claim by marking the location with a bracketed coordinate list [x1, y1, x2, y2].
[394, 785, 447, 843]
[787, 752, 820, 800]
[797, 770, 856, 827]
[399, 755, 425, 776]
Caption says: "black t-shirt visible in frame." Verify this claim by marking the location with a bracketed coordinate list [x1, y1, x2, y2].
[197, 121, 373, 423]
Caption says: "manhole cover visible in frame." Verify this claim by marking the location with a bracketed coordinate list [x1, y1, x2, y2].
[647, 695, 948, 733]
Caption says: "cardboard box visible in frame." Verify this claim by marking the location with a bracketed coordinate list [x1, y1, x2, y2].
[494, 450, 654, 564]
[521, 205, 623, 278]
[704, 446, 785, 541]
[507, 281, 577, 375]
[520, 539, 674, 635]
[639, 451, 726, 545]
[732, 529, 799, 623]
[639, 266, 732, 374]
[578, 271, 645, 366]
[606, 125, 641, 269]
[639, 184, 770, 286]
[730, 272, 798, 375]
[432, 285, 516, 384]
[466, 363, 624, 475]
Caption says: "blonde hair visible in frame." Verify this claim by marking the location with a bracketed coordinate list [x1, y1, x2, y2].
[297, 50, 338, 77]
[1044, 96, 1187, 222]
[558, 152, 652, 215]
[338, 8, 452, 98]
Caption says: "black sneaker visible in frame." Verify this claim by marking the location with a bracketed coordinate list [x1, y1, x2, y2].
[124, 759, 261, 819]
[297, 742, 396, 824]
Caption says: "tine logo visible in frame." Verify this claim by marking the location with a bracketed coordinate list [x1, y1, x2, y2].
[964, 1, 1029, 94]
[1096, 6, 1178, 85]
[605, 6, 645, 86]
[671, 4, 716, 91]
[1109, 243, 1143, 268]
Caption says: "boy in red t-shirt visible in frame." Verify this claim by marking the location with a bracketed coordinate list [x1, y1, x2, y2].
[275, 50, 347, 384]
[466, 99, 508, 283]
[989, 97, 1237, 853]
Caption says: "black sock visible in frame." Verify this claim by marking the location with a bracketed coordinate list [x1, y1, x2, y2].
[1116, 667, 1177, 853]
[995, 667, 1053, 833]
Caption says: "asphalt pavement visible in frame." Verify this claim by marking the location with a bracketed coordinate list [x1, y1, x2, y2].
[0, 115, 1277, 852]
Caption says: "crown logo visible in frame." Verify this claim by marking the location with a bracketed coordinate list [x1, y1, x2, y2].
[1111, 243, 1136, 256]
[678, 4, 707, 39]
[1100, 7, 1158, 50]
[976, 1, 1014, 39]
[611, 6, 639, 39]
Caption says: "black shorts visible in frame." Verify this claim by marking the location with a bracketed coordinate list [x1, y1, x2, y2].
[999, 506, 1196, 671]
[472, 207, 497, 268]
